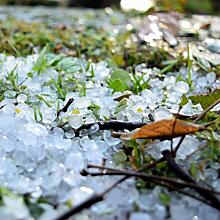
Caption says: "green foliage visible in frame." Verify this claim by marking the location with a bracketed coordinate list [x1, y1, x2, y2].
[114, 98, 128, 114]
[33, 105, 43, 122]
[180, 94, 188, 107]
[159, 192, 171, 206]
[49, 55, 81, 73]
[186, 0, 214, 14]
[23, 195, 44, 219]
[33, 44, 49, 73]
[159, 58, 181, 75]
[108, 68, 152, 94]
[0, 187, 12, 205]
[187, 43, 193, 91]
[6, 64, 19, 90]
[50, 74, 66, 100]
[201, 127, 220, 162]
[131, 71, 150, 94]
[88, 103, 101, 118]
[156, 0, 216, 14]
[0, 6, 219, 215]
[108, 69, 132, 92]
[112, 150, 127, 165]
[190, 163, 198, 178]
[78, 82, 87, 97]
[189, 89, 220, 109]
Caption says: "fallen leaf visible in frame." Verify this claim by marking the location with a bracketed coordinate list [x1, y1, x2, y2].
[121, 119, 204, 140]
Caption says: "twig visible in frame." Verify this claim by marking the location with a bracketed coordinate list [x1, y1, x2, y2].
[171, 105, 182, 153]
[194, 98, 220, 123]
[87, 158, 164, 174]
[148, 113, 155, 122]
[55, 177, 127, 220]
[173, 98, 220, 155]
[113, 92, 132, 101]
[57, 98, 74, 116]
[0, 104, 6, 110]
[184, 142, 207, 162]
[162, 150, 220, 211]
[151, 179, 213, 207]
[57, 158, 163, 219]
[138, 157, 165, 172]
[58, 120, 147, 131]
[82, 170, 217, 207]
[84, 166, 220, 196]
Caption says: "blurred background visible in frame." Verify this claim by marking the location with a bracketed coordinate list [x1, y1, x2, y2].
[0, 0, 219, 14]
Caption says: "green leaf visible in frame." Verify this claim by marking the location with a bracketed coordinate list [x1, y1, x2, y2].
[189, 89, 220, 109]
[114, 98, 128, 114]
[88, 103, 101, 118]
[110, 69, 131, 84]
[193, 55, 211, 72]
[190, 163, 197, 178]
[187, 43, 193, 91]
[180, 94, 188, 107]
[159, 58, 180, 75]
[112, 150, 127, 165]
[159, 192, 171, 206]
[65, 199, 73, 208]
[48, 54, 64, 67]
[33, 44, 49, 73]
[108, 69, 132, 92]
[56, 57, 80, 73]
[109, 79, 126, 92]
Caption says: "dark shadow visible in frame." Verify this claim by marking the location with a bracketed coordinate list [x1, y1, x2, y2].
[68, 0, 120, 8]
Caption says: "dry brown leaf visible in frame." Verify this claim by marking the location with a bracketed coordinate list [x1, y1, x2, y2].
[121, 119, 204, 140]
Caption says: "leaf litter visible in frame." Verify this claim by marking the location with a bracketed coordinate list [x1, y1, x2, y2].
[121, 119, 204, 140]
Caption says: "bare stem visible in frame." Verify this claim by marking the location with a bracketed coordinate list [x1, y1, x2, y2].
[173, 98, 220, 155]
[58, 120, 147, 131]
[57, 98, 74, 116]
[82, 170, 218, 208]
[55, 177, 127, 220]
[163, 150, 220, 210]
[84, 167, 220, 196]
[193, 98, 220, 123]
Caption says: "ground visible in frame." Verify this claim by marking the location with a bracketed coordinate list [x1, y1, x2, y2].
[0, 6, 219, 220]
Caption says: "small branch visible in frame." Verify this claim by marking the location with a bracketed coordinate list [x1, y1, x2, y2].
[173, 98, 220, 155]
[148, 113, 155, 122]
[55, 194, 102, 220]
[57, 98, 74, 116]
[55, 177, 127, 220]
[84, 166, 220, 196]
[83, 121, 146, 131]
[194, 98, 220, 123]
[138, 157, 165, 172]
[113, 92, 132, 101]
[58, 158, 163, 219]
[151, 179, 213, 207]
[58, 120, 147, 131]
[82, 169, 218, 207]
[87, 158, 164, 173]
[184, 142, 207, 162]
[0, 104, 5, 110]
[162, 150, 220, 211]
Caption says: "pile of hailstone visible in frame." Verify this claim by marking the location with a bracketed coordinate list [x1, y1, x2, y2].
[0, 53, 219, 220]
